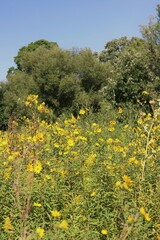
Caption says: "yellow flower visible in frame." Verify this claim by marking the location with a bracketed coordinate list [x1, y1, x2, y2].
[94, 127, 102, 133]
[25, 101, 31, 107]
[101, 229, 108, 235]
[79, 109, 85, 115]
[127, 215, 134, 223]
[67, 139, 74, 147]
[33, 202, 42, 207]
[106, 138, 113, 144]
[33, 133, 44, 143]
[122, 175, 133, 191]
[37, 102, 45, 112]
[115, 181, 121, 189]
[27, 94, 38, 104]
[118, 107, 123, 113]
[59, 220, 68, 230]
[109, 120, 116, 126]
[36, 227, 44, 238]
[54, 143, 60, 148]
[144, 113, 152, 121]
[70, 115, 77, 124]
[140, 207, 151, 221]
[122, 175, 133, 186]
[137, 118, 143, 124]
[34, 160, 42, 174]
[4, 217, 14, 232]
[108, 127, 115, 132]
[45, 108, 49, 113]
[51, 210, 61, 218]
[90, 191, 96, 197]
[123, 124, 129, 129]
[37, 132, 44, 142]
[27, 164, 34, 172]
[142, 91, 149, 95]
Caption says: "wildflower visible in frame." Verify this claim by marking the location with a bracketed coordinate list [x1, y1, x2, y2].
[4, 217, 14, 232]
[118, 107, 123, 113]
[109, 120, 116, 126]
[51, 210, 61, 218]
[127, 215, 134, 223]
[8, 155, 14, 161]
[45, 174, 51, 180]
[27, 164, 34, 172]
[33, 202, 42, 207]
[27, 94, 38, 104]
[140, 207, 151, 221]
[36, 227, 44, 238]
[123, 124, 129, 129]
[123, 175, 133, 185]
[59, 220, 68, 230]
[25, 101, 31, 107]
[144, 113, 152, 121]
[128, 156, 136, 164]
[37, 102, 45, 112]
[90, 191, 96, 197]
[108, 127, 115, 132]
[142, 91, 149, 95]
[73, 195, 81, 204]
[92, 123, 97, 127]
[67, 139, 74, 147]
[101, 229, 108, 235]
[94, 127, 102, 133]
[79, 109, 85, 115]
[115, 181, 121, 189]
[37, 132, 44, 142]
[34, 160, 42, 174]
[70, 115, 77, 124]
[33, 132, 44, 143]
[137, 118, 143, 125]
[4, 172, 10, 180]
[45, 108, 49, 113]
[54, 143, 60, 148]
[106, 138, 113, 144]
[122, 175, 133, 191]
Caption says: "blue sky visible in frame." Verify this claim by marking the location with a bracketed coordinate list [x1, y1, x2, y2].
[0, 0, 159, 81]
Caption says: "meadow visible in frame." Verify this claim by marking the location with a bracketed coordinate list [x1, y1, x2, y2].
[0, 95, 160, 240]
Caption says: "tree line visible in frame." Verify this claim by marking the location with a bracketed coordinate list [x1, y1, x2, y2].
[0, 5, 159, 129]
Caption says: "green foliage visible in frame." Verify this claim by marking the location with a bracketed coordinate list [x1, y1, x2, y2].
[77, 49, 109, 92]
[1, 72, 37, 128]
[99, 36, 130, 63]
[99, 34, 159, 110]
[140, 5, 160, 46]
[140, 5, 160, 85]
[114, 41, 149, 103]
[14, 39, 58, 71]
[58, 74, 81, 109]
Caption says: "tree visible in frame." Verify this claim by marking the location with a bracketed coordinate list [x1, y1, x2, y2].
[99, 37, 151, 104]
[14, 39, 58, 71]
[140, 4, 160, 95]
[58, 74, 81, 110]
[140, 5, 160, 46]
[0, 71, 37, 129]
[99, 37, 130, 63]
[77, 48, 110, 92]
[114, 45, 149, 104]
